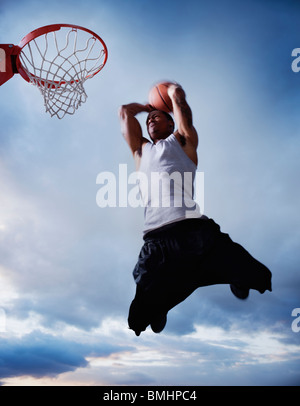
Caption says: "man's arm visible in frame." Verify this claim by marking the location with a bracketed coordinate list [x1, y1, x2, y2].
[168, 84, 198, 150]
[119, 103, 152, 157]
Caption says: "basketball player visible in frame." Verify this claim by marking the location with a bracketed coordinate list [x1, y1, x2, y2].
[119, 83, 272, 336]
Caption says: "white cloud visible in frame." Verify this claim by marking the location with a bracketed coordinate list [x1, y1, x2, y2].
[2, 318, 299, 386]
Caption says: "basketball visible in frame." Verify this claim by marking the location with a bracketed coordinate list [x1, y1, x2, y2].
[148, 81, 173, 112]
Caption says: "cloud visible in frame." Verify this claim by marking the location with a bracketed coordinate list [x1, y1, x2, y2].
[0, 154, 135, 330]
[55, 320, 300, 386]
[0, 329, 129, 380]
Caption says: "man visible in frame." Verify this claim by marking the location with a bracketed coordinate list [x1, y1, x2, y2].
[119, 83, 272, 336]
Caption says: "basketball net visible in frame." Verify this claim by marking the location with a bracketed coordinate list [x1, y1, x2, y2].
[19, 27, 107, 119]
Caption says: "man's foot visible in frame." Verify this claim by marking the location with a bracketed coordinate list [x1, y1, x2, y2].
[151, 314, 167, 334]
[230, 284, 249, 300]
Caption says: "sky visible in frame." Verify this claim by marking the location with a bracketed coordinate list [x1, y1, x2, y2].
[0, 0, 300, 386]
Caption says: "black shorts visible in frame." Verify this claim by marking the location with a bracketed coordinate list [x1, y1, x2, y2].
[128, 217, 272, 335]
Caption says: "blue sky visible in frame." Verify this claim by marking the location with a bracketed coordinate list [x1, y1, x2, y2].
[0, 0, 300, 386]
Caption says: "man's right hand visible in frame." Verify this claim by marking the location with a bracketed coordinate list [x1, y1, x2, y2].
[119, 103, 152, 161]
[119, 103, 153, 118]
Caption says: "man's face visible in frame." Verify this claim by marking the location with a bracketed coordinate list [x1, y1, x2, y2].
[146, 110, 174, 142]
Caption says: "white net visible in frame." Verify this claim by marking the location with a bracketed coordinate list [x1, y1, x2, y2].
[19, 27, 107, 119]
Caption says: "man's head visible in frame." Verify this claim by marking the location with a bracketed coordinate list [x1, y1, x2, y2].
[146, 110, 175, 143]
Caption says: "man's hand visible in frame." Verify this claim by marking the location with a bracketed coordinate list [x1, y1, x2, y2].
[119, 103, 153, 118]
[119, 103, 152, 161]
[167, 83, 185, 100]
[167, 83, 198, 165]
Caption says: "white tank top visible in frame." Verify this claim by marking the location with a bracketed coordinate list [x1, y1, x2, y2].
[138, 134, 201, 234]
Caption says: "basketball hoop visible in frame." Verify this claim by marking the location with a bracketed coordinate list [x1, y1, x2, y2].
[0, 24, 108, 119]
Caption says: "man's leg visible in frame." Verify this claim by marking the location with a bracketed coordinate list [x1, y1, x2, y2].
[128, 283, 169, 336]
[193, 229, 272, 296]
